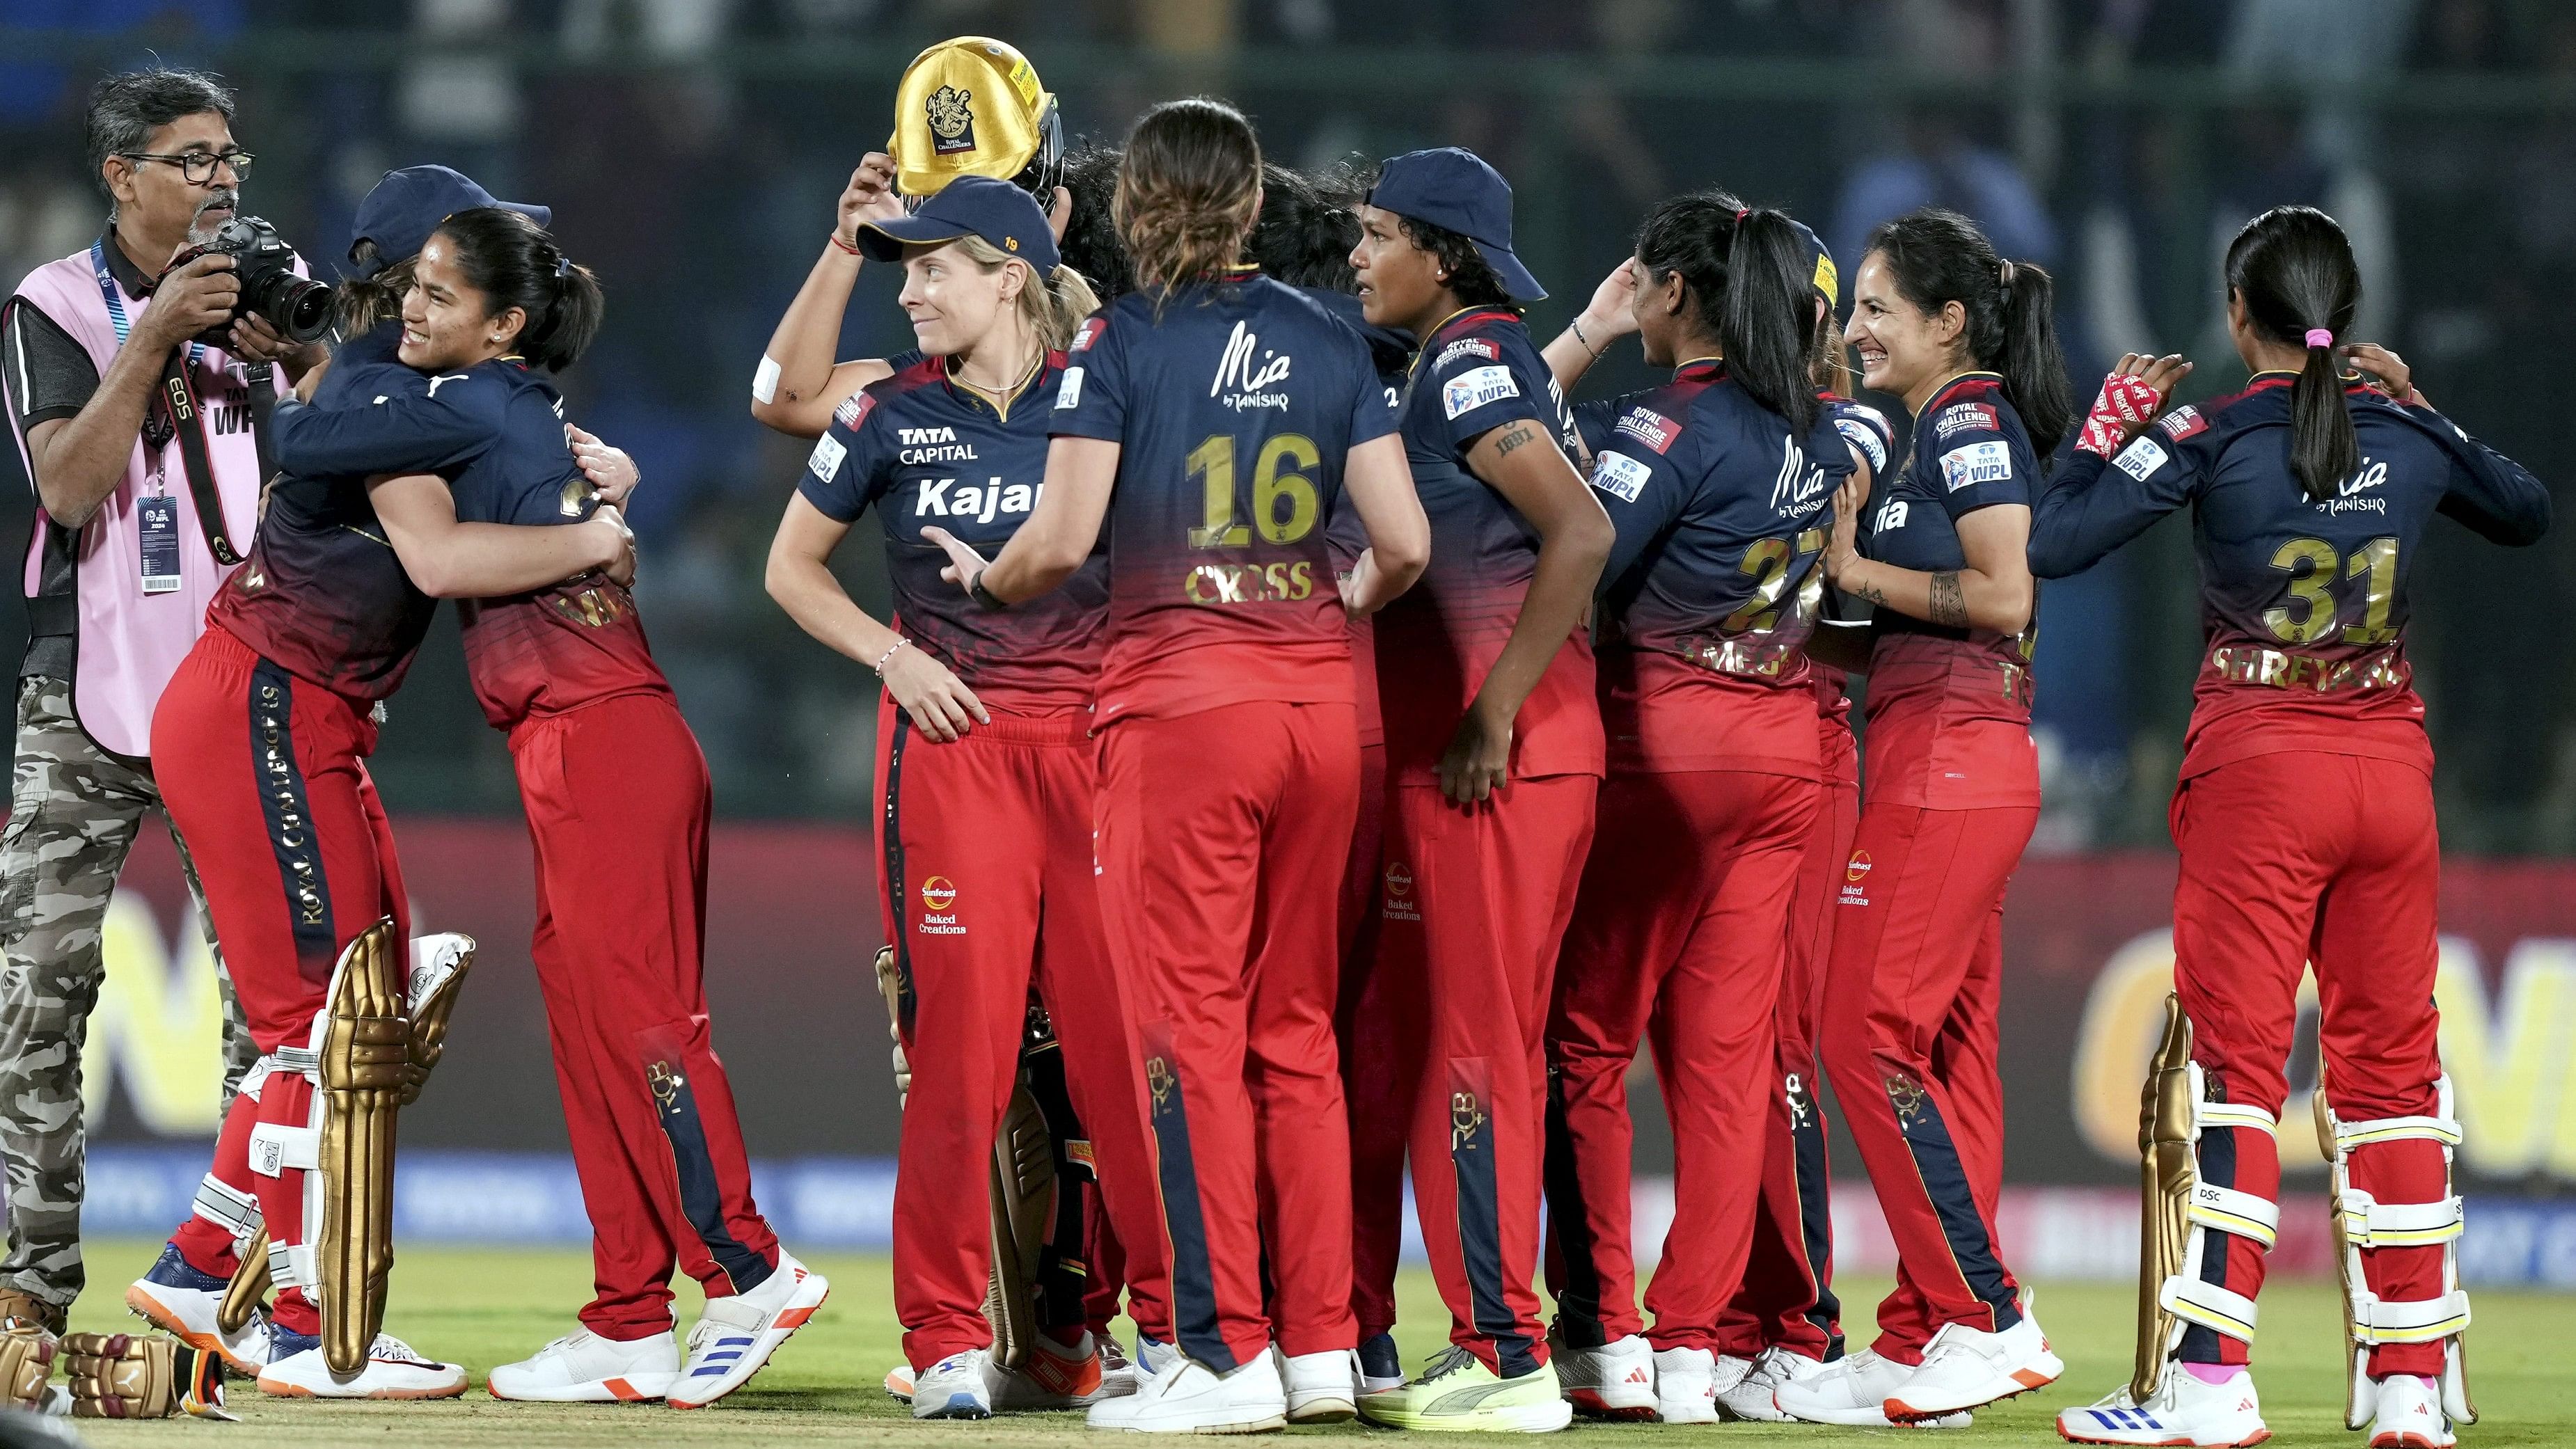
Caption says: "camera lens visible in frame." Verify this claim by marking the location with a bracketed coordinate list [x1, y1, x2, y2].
[271, 276, 334, 343]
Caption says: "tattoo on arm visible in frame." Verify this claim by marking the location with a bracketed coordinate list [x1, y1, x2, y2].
[1929, 570, 1968, 628]
[1492, 422, 1537, 459]
[1849, 580, 1888, 608]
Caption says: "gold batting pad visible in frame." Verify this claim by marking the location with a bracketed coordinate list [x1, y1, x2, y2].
[873, 946, 911, 1104]
[0, 1323, 56, 1411]
[984, 1075, 1054, 1371]
[318, 919, 409, 1376]
[2314, 1083, 2369, 1427]
[216, 1226, 270, 1335]
[399, 933, 475, 1107]
[65, 1331, 228, 1419]
[2131, 993, 2197, 1403]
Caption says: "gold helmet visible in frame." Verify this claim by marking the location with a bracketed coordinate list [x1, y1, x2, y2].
[888, 37, 1064, 202]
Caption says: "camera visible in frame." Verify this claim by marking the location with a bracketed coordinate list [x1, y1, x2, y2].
[166, 215, 333, 349]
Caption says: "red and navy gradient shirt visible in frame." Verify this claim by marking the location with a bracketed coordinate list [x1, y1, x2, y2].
[1571, 360, 1855, 777]
[803, 352, 1104, 713]
[1309, 287, 1416, 750]
[1049, 268, 1398, 725]
[1377, 306, 1602, 783]
[1817, 395, 1899, 782]
[2031, 373, 2549, 780]
[1857, 372, 2041, 808]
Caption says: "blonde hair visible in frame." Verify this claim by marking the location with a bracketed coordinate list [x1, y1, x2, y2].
[1114, 97, 1261, 299]
[950, 234, 1100, 351]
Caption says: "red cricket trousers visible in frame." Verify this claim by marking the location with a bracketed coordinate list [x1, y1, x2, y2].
[1096, 700, 1358, 1370]
[511, 694, 780, 1339]
[1335, 743, 1416, 1341]
[1543, 768, 1816, 1352]
[1819, 801, 2034, 1361]
[1716, 763, 1858, 1361]
[879, 699, 1170, 1370]
[2169, 752, 2448, 1377]
[1382, 773, 1596, 1377]
[153, 626, 406, 1336]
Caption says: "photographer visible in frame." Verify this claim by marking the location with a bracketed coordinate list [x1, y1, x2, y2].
[0, 66, 317, 1330]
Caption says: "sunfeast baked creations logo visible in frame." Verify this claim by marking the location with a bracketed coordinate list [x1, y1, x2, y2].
[919, 876, 963, 935]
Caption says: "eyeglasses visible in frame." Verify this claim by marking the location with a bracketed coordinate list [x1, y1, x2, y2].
[119, 150, 253, 185]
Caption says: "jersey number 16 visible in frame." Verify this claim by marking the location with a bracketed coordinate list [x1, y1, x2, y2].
[1186, 433, 1322, 548]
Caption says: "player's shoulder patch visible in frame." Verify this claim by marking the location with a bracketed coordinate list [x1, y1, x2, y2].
[1442, 364, 1519, 420]
[1940, 438, 2014, 492]
[1833, 409, 1889, 473]
[1431, 336, 1500, 370]
[1933, 400, 1999, 441]
[2156, 404, 2208, 441]
[2111, 433, 2170, 482]
[1070, 315, 1109, 353]
[806, 429, 848, 482]
[1590, 450, 1652, 502]
[1613, 406, 1682, 456]
[834, 390, 874, 429]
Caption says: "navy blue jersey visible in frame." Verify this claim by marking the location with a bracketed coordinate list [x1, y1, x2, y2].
[803, 351, 1104, 709]
[1376, 306, 1601, 781]
[1049, 267, 1398, 724]
[2030, 374, 2549, 779]
[1305, 287, 1415, 752]
[1570, 361, 1854, 775]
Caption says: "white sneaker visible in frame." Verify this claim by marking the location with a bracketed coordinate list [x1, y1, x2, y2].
[1717, 1347, 1819, 1422]
[1276, 1347, 1357, 1424]
[1086, 1349, 1286, 1434]
[911, 1349, 994, 1420]
[487, 1327, 679, 1402]
[2368, 1374, 2456, 1449]
[1135, 1335, 1181, 1377]
[2057, 1366, 2269, 1448]
[666, 1251, 830, 1409]
[884, 1362, 914, 1401]
[1773, 1347, 1972, 1427]
[991, 1331, 1135, 1409]
[1555, 1333, 1655, 1420]
[125, 1269, 280, 1374]
[1882, 1303, 2062, 1421]
[1653, 1345, 1718, 1425]
[258, 1333, 468, 1399]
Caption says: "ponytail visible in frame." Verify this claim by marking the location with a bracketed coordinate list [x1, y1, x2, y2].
[1863, 207, 2074, 460]
[2225, 205, 2362, 502]
[1115, 97, 1263, 303]
[427, 206, 603, 373]
[1633, 191, 1818, 433]
[1718, 209, 1822, 435]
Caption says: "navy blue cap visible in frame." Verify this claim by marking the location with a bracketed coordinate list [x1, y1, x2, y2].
[1366, 148, 1544, 302]
[349, 166, 551, 277]
[854, 175, 1060, 273]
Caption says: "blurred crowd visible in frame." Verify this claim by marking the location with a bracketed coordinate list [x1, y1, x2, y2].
[0, 0, 2569, 850]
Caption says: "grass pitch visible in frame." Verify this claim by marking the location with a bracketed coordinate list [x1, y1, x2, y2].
[53, 1239, 2576, 1445]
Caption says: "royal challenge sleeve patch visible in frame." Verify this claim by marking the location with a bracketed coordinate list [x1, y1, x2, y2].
[1940, 440, 2014, 492]
[1442, 364, 1520, 420]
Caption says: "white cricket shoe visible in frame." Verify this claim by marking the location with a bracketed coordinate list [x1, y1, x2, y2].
[1275, 1347, 1357, 1424]
[1087, 1347, 1286, 1433]
[911, 1349, 995, 1420]
[1717, 1347, 1819, 1421]
[124, 1248, 281, 1374]
[991, 1331, 1137, 1409]
[1653, 1345, 1718, 1424]
[884, 1361, 915, 1400]
[1773, 1347, 1972, 1427]
[2057, 1366, 2269, 1447]
[2367, 1374, 2456, 1449]
[1135, 1334, 1182, 1377]
[1881, 1301, 2062, 1421]
[487, 1327, 679, 1402]
[258, 1332, 468, 1399]
[666, 1251, 830, 1409]
[1554, 1333, 1655, 1420]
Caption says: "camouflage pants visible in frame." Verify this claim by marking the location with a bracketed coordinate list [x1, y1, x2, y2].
[0, 677, 254, 1309]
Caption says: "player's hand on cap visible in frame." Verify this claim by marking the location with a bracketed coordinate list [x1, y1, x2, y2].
[1574, 258, 1642, 347]
[566, 423, 640, 507]
[1046, 184, 1074, 244]
[879, 642, 988, 743]
[839, 153, 905, 250]
[1437, 700, 1515, 806]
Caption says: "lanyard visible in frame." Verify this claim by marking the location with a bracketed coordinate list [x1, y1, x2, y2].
[91, 240, 203, 370]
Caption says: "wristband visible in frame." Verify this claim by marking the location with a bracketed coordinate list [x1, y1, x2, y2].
[970, 572, 1009, 611]
[1570, 317, 1602, 356]
[873, 637, 908, 674]
[830, 230, 862, 256]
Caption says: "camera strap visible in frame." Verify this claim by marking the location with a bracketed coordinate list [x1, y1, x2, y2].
[155, 347, 244, 567]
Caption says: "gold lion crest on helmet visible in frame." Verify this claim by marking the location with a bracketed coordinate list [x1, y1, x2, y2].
[926, 84, 977, 155]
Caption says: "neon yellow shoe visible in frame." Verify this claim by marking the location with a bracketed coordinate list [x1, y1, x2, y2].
[1356, 1345, 1574, 1432]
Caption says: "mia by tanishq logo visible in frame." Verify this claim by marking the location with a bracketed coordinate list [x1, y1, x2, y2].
[2320, 455, 2389, 514]
[1212, 321, 1292, 411]
[1768, 433, 1831, 517]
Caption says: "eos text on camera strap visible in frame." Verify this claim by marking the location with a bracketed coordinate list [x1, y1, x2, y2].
[93, 239, 249, 567]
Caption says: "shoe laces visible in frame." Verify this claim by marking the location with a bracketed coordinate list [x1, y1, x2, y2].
[1412, 1345, 1484, 1386]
